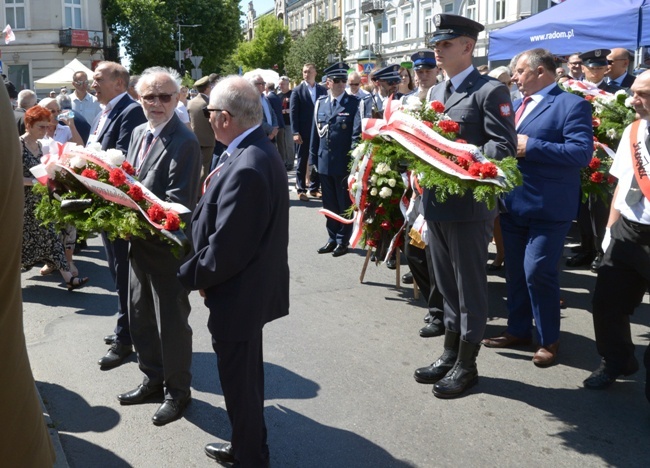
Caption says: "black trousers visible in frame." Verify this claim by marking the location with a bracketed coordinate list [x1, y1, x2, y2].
[101, 234, 132, 346]
[592, 216, 650, 373]
[403, 235, 444, 321]
[213, 333, 270, 468]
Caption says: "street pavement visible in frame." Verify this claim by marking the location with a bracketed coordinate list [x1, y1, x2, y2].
[23, 172, 650, 467]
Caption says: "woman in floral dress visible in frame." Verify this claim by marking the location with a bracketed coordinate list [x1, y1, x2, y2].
[20, 106, 88, 291]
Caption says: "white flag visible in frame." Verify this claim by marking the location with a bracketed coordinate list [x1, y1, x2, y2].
[3, 24, 15, 44]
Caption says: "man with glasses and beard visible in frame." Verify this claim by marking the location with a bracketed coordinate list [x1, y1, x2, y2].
[116, 67, 201, 426]
[311, 62, 362, 258]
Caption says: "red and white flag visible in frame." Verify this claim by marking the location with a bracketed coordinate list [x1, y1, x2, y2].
[3, 24, 15, 44]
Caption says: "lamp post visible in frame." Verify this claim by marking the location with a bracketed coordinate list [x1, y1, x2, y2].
[177, 23, 201, 70]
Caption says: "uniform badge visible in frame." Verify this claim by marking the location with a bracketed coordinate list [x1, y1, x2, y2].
[595, 49, 601, 57]
[499, 103, 512, 117]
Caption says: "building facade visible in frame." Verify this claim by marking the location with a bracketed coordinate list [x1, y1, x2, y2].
[0, 0, 108, 94]
[249, 0, 559, 68]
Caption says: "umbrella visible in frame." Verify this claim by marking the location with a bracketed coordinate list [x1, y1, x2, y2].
[242, 68, 280, 86]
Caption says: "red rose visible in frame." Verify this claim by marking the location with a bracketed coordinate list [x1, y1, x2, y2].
[430, 101, 445, 113]
[81, 169, 98, 180]
[592, 117, 601, 128]
[457, 155, 473, 170]
[121, 160, 136, 176]
[380, 220, 391, 230]
[455, 138, 468, 144]
[607, 175, 617, 184]
[438, 120, 460, 134]
[127, 185, 144, 202]
[480, 162, 498, 179]
[590, 172, 604, 183]
[588, 157, 601, 170]
[375, 205, 386, 215]
[108, 168, 127, 187]
[366, 239, 377, 248]
[422, 121, 433, 128]
[164, 212, 181, 231]
[147, 203, 166, 223]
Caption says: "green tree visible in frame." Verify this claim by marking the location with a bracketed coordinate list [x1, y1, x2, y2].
[236, 16, 291, 74]
[103, 0, 242, 74]
[285, 21, 348, 82]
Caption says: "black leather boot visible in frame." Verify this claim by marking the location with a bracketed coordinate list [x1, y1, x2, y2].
[433, 339, 480, 398]
[414, 330, 459, 384]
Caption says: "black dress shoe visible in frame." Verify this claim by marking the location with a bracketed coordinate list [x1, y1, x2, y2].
[332, 244, 348, 257]
[590, 253, 603, 273]
[419, 322, 445, 338]
[385, 257, 396, 270]
[566, 251, 595, 267]
[584, 359, 638, 390]
[423, 312, 433, 323]
[317, 242, 336, 254]
[152, 393, 191, 426]
[104, 334, 117, 345]
[205, 442, 236, 463]
[98, 343, 133, 369]
[117, 383, 164, 405]
[402, 271, 413, 284]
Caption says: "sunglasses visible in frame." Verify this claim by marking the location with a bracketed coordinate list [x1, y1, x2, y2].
[254, 81, 266, 86]
[382, 79, 401, 86]
[607, 59, 626, 65]
[141, 93, 176, 104]
[329, 78, 346, 84]
[202, 107, 235, 118]
[568, 61, 583, 66]
[349, 82, 361, 86]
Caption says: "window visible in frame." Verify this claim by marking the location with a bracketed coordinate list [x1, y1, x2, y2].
[301, 12, 304, 29]
[463, 0, 477, 21]
[8, 64, 29, 92]
[333, 0, 337, 17]
[64, 0, 82, 29]
[444, 2, 454, 13]
[317, 5, 322, 20]
[389, 17, 396, 42]
[307, 9, 312, 25]
[423, 8, 432, 33]
[404, 13, 411, 39]
[375, 21, 382, 43]
[362, 24, 369, 46]
[535, 0, 552, 13]
[347, 0, 354, 11]
[5, 0, 26, 30]
[325, 1, 329, 20]
[348, 27, 354, 50]
[494, 0, 506, 21]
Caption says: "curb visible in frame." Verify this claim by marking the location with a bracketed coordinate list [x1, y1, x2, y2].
[38, 387, 70, 468]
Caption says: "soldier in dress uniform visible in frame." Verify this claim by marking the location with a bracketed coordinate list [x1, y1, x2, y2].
[409, 50, 439, 100]
[311, 62, 362, 258]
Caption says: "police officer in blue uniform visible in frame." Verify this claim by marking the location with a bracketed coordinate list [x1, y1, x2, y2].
[409, 50, 439, 101]
[311, 62, 362, 257]
[369, 64, 404, 118]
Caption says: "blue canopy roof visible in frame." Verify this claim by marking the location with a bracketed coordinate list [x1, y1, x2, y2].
[489, 0, 645, 61]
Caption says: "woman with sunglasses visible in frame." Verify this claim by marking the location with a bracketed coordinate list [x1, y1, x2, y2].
[20, 106, 89, 291]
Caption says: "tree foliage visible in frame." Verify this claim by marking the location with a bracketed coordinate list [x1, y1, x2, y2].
[103, 0, 242, 74]
[236, 16, 291, 74]
[285, 21, 348, 82]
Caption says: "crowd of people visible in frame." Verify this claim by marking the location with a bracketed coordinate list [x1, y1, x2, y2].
[5, 11, 650, 467]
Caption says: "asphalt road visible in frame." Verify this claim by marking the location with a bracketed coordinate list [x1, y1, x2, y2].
[23, 174, 650, 467]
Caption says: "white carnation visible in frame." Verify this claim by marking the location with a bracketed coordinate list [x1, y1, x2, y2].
[370, 187, 378, 196]
[379, 187, 392, 198]
[607, 128, 617, 139]
[388, 178, 396, 187]
[87, 142, 102, 153]
[105, 148, 126, 166]
[352, 144, 365, 159]
[70, 155, 87, 169]
[375, 162, 390, 175]
[370, 174, 378, 185]
[403, 95, 422, 112]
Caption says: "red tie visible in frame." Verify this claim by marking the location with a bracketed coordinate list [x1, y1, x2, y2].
[515, 97, 531, 126]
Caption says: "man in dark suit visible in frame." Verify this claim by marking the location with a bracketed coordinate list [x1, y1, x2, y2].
[481, 48, 593, 367]
[290, 63, 327, 201]
[265, 82, 285, 143]
[187, 76, 216, 185]
[117, 67, 201, 426]
[178, 76, 289, 467]
[249, 74, 278, 137]
[14, 89, 37, 135]
[310, 62, 362, 258]
[413, 14, 517, 399]
[607, 48, 636, 90]
[90, 61, 147, 370]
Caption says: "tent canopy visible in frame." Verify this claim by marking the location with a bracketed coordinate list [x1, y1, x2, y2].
[489, 0, 645, 62]
[34, 58, 94, 90]
[242, 69, 280, 85]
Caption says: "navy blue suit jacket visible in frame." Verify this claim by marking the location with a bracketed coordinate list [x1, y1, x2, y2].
[309, 93, 361, 176]
[94, 94, 146, 152]
[177, 126, 290, 341]
[289, 81, 327, 139]
[505, 85, 593, 221]
[267, 92, 285, 129]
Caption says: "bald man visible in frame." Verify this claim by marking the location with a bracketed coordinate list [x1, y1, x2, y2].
[607, 48, 635, 89]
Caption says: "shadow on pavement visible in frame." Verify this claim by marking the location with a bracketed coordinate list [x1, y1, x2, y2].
[58, 434, 130, 467]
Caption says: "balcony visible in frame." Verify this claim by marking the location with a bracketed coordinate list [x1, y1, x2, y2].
[59, 29, 104, 54]
[361, 0, 384, 15]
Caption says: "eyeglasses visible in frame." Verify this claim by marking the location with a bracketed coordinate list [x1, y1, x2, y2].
[607, 59, 626, 64]
[73, 80, 89, 85]
[568, 61, 583, 66]
[141, 93, 176, 104]
[329, 78, 346, 84]
[202, 107, 235, 118]
[349, 82, 360, 86]
[48, 108, 60, 114]
[254, 81, 266, 86]
[382, 79, 401, 86]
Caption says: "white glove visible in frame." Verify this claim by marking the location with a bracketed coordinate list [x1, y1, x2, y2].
[602, 227, 611, 253]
